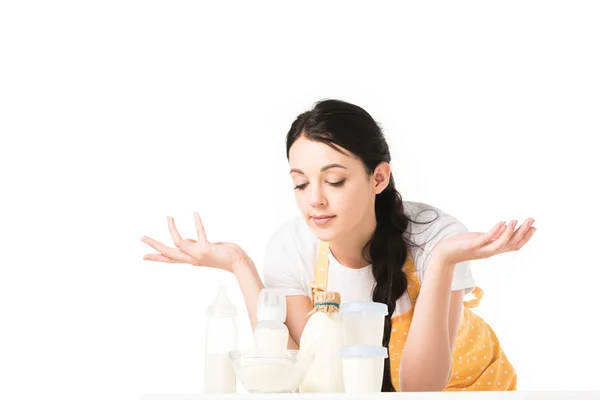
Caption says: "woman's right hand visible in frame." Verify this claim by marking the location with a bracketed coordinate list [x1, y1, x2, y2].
[141, 212, 250, 273]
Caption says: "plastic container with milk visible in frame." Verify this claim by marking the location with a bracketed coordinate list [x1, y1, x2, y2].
[340, 345, 388, 393]
[339, 301, 388, 346]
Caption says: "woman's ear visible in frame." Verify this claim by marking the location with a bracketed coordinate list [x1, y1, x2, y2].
[372, 162, 391, 194]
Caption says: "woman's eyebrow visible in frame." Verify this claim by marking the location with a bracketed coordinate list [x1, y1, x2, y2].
[289, 163, 348, 175]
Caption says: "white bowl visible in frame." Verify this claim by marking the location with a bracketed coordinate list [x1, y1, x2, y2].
[229, 349, 314, 393]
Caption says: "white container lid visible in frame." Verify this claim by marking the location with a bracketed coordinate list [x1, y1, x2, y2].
[339, 301, 389, 316]
[340, 345, 389, 359]
[257, 288, 287, 322]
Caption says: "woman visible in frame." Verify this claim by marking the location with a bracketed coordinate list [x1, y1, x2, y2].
[141, 99, 535, 392]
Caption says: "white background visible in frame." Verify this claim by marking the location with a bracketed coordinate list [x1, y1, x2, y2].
[1, 1, 599, 399]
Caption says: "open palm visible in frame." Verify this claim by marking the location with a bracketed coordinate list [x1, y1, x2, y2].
[433, 218, 536, 265]
[141, 212, 248, 273]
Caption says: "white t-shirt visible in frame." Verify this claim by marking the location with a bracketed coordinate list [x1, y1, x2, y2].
[263, 201, 476, 317]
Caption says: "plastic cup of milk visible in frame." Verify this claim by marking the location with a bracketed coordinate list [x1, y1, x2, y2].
[339, 302, 388, 346]
[340, 345, 388, 393]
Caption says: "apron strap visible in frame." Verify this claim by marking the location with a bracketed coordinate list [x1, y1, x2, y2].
[463, 286, 484, 308]
[309, 241, 330, 303]
[403, 257, 421, 304]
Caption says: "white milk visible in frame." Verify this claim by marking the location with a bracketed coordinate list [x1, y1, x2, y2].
[342, 357, 385, 393]
[203, 286, 237, 394]
[299, 293, 344, 393]
[254, 288, 289, 353]
[204, 353, 236, 394]
[340, 345, 388, 393]
[340, 301, 388, 346]
[253, 324, 288, 352]
[236, 362, 304, 393]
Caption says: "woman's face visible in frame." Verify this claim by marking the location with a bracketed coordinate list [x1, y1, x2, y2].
[288, 136, 382, 242]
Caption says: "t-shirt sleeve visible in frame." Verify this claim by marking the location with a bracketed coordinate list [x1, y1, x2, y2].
[411, 211, 477, 294]
[263, 226, 312, 298]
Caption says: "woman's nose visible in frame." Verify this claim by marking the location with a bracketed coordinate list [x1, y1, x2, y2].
[309, 184, 327, 208]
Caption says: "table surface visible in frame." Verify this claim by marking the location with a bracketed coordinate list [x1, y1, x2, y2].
[141, 392, 600, 400]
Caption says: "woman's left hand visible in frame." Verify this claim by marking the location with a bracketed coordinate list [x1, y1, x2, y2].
[431, 218, 536, 266]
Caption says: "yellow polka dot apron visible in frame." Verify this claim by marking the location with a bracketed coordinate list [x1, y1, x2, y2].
[310, 241, 517, 392]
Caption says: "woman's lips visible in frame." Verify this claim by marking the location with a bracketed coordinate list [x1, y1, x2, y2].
[311, 215, 336, 226]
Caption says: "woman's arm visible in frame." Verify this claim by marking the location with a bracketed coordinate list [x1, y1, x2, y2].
[400, 218, 536, 391]
[399, 255, 460, 392]
[231, 256, 265, 331]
